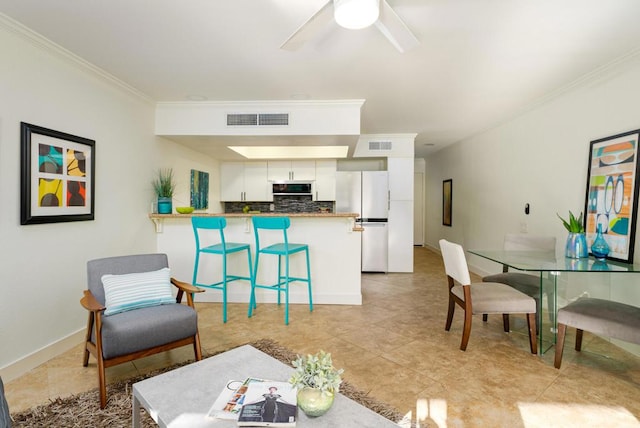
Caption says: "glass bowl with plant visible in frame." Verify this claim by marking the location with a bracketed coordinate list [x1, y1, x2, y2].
[557, 210, 588, 258]
[289, 350, 343, 417]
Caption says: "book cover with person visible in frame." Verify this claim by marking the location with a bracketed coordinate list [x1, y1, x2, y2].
[237, 380, 297, 427]
[207, 377, 264, 420]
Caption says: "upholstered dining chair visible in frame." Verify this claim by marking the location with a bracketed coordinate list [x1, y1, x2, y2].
[482, 234, 556, 329]
[81, 253, 204, 408]
[439, 239, 538, 353]
[554, 297, 640, 368]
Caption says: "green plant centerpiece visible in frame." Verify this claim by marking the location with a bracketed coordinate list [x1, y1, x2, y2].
[557, 210, 588, 258]
[152, 168, 176, 214]
[289, 350, 343, 417]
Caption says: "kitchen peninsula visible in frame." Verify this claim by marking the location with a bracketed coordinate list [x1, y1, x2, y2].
[149, 212, 363, 306]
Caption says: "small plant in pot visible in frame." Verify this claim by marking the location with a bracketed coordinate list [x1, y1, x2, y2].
[152, 168, 175, 214]
[557, 210, 588, 258]
[289, 350, 343, 417]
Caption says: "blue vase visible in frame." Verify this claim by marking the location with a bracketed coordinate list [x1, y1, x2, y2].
[157, 197, 172, 214]
[591, 223, 610, 260]
[565, 232, 588, 258]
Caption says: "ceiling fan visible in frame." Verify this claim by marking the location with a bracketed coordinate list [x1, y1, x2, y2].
[280, 0, 419, 53]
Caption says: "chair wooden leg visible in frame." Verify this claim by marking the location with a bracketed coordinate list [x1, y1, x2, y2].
[575, 328, 584, 351]
[527, 312, 537, 354]
[554, 322, 567, 368]
[502, 314, 510, 332]
[83, 313, 94, 367]
[445, 296, 455, 331]
[482, 314, 488, 322]
[460, 307, 472, 351]
[98, 358, 107, 409]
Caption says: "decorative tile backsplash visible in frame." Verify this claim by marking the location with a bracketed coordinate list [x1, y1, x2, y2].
[225, 196, 334, 214]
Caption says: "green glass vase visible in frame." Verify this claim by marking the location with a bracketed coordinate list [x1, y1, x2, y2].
[297, 387, 334, 417]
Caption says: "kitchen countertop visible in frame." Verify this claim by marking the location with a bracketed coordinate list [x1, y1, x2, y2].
[149, 212, 359, 219]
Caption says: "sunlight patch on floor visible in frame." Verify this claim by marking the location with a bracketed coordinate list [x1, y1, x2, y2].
[518, 403, 640, 427]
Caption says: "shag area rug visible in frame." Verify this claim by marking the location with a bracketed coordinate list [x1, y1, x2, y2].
[11, 339, 407, 427]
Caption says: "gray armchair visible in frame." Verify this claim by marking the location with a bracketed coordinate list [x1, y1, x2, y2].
[81, 253, 204, 408]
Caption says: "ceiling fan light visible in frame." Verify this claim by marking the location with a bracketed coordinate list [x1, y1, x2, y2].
[334, 0, 380, 30]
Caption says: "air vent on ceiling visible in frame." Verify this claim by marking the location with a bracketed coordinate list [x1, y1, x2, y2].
[227, 113, 289, 126]
[368, 141, 393, 151]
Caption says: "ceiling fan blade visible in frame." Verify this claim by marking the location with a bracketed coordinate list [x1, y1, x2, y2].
[375, 0, 420, 53]
[280, 1, 334, 51]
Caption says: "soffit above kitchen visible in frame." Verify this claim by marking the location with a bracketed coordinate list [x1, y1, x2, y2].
[155, 100, 363, 160]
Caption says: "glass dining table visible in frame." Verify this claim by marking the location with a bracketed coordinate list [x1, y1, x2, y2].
[468, 249, 640, 354]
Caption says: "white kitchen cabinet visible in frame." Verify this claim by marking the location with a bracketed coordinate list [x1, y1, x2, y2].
[388, 200, 414, 272]
[267, 160, 316, 181]
[314, 159, 337, 201]
[220, 162, 271, 201]
[387, 157, 414, 201]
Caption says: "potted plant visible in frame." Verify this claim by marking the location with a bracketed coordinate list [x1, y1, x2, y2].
[153, 168, 175, 214]
[289, 350, 343, 417]
[557, 210, 588, 258]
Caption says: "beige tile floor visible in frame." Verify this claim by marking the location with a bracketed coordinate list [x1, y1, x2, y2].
[6, 247, 640, 427]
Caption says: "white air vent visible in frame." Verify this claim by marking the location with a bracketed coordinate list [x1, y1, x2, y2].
[368, 141, 393, 151]
[227, 113, 289, 126]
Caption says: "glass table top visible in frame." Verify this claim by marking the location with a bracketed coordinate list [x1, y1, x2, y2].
[468, 249, 640, 273]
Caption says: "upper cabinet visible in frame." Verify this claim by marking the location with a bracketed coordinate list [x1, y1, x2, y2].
[220, 162, 272, 202]
[267, 161, 316, 181]
[314, 160, 337, 201]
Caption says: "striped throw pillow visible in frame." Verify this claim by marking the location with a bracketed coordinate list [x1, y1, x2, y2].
[102, 267, 175, 316]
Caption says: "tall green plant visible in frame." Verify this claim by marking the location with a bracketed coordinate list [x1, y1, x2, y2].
[152, 168, 175, 198]
[557, 210, 584, 233]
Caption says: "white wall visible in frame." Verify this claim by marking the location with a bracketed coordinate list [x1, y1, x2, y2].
[0, 17, 217, 378]
[424, 52, 640, 355]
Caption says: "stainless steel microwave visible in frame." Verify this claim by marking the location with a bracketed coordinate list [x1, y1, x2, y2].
[272, 182, 313, 195]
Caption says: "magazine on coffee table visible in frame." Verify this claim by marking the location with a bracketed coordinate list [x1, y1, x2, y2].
[207, 377, 265, 420]
[237, 379, 297, 427]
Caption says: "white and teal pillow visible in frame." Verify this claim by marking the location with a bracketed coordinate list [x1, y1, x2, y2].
[102, 267, 175, 316]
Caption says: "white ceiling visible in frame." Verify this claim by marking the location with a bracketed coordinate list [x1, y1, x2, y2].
[2, 0, 640, 159]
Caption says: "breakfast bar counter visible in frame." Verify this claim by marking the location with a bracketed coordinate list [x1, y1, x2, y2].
[149, 213, 363, 305]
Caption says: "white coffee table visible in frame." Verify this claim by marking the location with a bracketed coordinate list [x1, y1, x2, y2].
[132, 344, 399, 427]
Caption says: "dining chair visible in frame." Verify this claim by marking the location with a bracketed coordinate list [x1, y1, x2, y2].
[482, 234, 556, 330]
[554, 297, 640, 368]
[192, 216, 253, 322]
[249, 216, 313, 325]
[439, 239, 537, 353]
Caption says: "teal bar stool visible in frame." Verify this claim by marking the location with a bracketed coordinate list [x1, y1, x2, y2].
[248, 216, 313, 325]
[192, 216, 253, 323]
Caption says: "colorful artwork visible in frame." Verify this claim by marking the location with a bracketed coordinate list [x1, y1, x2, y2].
[585, 130, 640, 263]
[21, 122, 95, 225]
[190, 169, 209, 210]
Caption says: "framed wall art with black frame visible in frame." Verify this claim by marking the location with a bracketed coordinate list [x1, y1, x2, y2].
[584, 129, 640, 263]
[20, 122, 96, 225]
[443, 178, 452, 227]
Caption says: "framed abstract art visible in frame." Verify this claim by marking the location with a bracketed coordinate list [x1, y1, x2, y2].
[20, 122, 95, 225]
[584, 129, 640, 263]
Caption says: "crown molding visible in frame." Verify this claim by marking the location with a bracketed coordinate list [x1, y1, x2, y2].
[0, 12, 153, 103]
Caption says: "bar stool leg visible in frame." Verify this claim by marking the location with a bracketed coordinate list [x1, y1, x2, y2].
[305, 247, 313, 312]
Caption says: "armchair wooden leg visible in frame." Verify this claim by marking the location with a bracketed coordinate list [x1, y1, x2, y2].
[526, 312, 537, 354]
[193, 333, 203, 361]
[554, 322, 567, 368]
[98, 358, 107, 409]
[83, 313, 94, 367]
[502, 314, 510, 332]
[575, 328, 584, 351]
[460, 308, 472, 351]
[482, 314, 488, 322]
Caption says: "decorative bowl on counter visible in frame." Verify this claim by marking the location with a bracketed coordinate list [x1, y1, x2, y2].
[176, 206, 195, 214]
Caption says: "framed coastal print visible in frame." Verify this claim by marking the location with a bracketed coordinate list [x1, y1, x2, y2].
[20, 122, 95, 225]
[584, 129, 640, 263]
[443, 179, 452, 226]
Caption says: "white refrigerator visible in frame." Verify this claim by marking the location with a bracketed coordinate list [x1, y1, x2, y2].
[336, 171, 389, 272]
